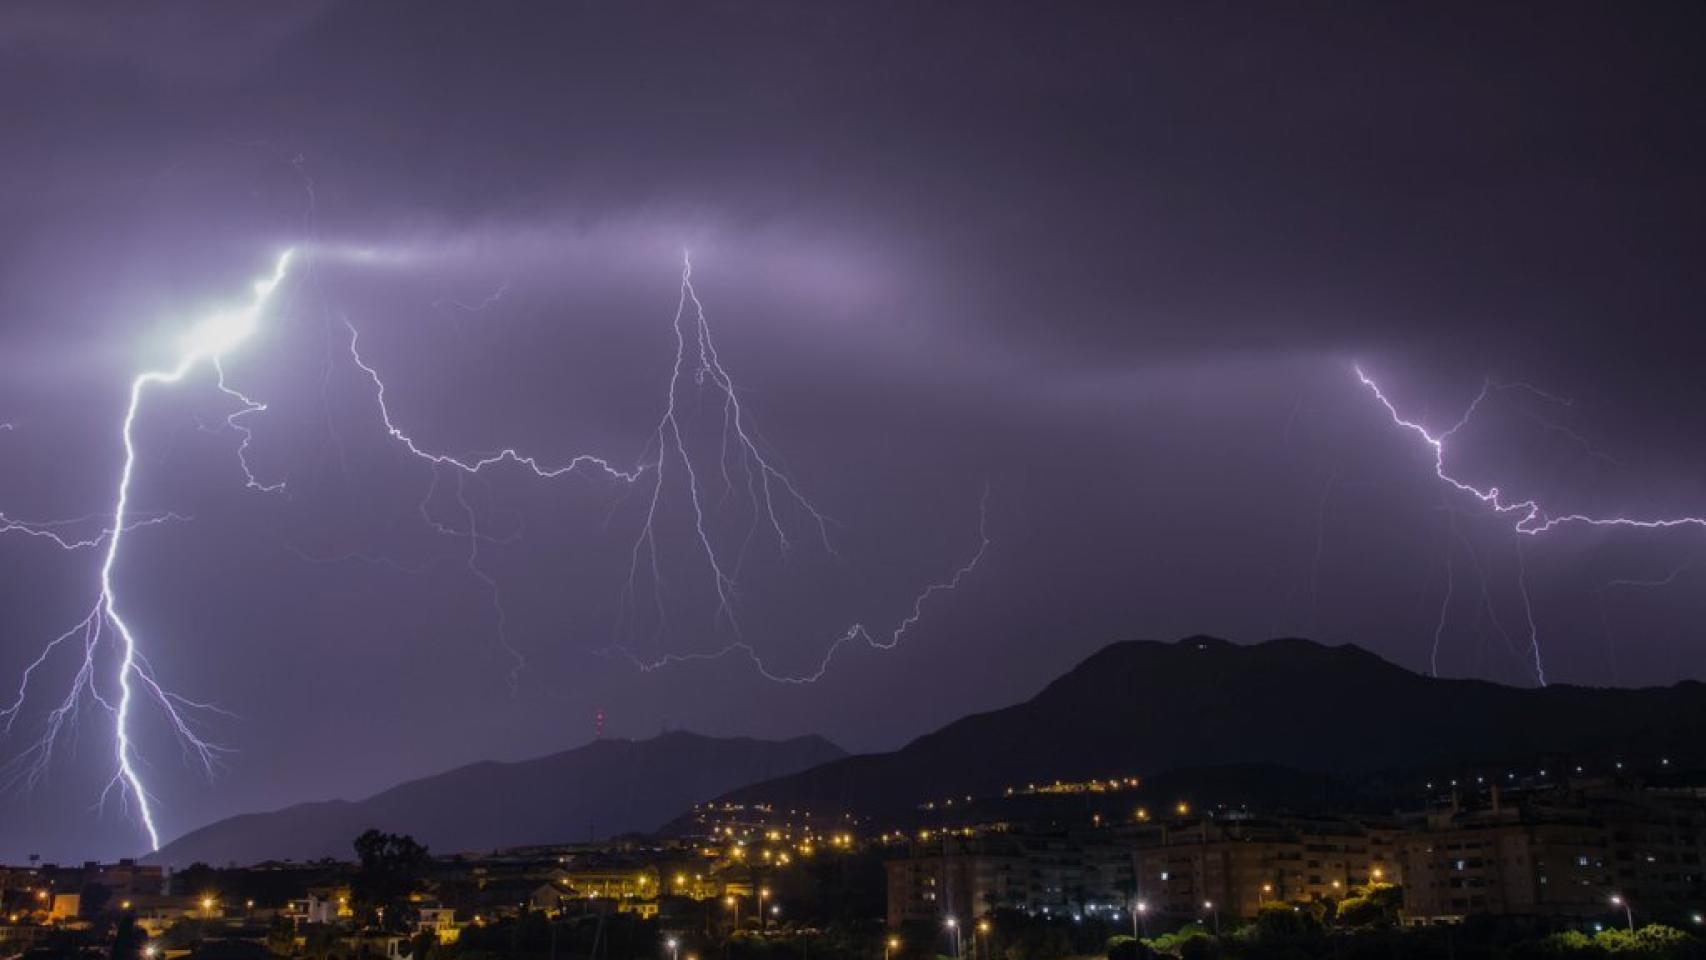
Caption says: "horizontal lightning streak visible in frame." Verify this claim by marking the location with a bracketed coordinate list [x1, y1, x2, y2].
[1355, 367, 1706, 535]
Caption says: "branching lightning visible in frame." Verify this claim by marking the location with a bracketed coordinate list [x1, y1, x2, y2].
[344, 250, 983, 684]
[610, 485, 990, 684]
[0, 251, 295, 850]
[1358, 365, 1706, 686]
[2, 247, 986, 853]
[1356, 367, 1706, 535]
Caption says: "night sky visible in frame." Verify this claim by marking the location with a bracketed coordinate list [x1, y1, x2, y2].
[3, 2, 1705, 862]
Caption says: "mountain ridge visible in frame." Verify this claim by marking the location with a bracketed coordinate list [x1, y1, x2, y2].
[683, 635, 1706, 823]
[151, 731, 844, 867]
[154, 636, 1706, 865]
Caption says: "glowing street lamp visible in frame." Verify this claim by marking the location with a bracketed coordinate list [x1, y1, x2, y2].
[944, 916, 961, 959]
[666, 937, 679, 960]
[1609, 894, 1634, 932]
[885, 937, 901, 960]
[1202, 901, 1220, 937]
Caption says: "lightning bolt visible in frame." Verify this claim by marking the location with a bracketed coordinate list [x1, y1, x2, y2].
[1593, 558, 1697, 685]
[1355, 366, 1706, 535]
[610, 485, 990, 684]
[4, 245, 985, 852]
[0, 251, 295, 850]
[1358, 365, 1706, 687]
[344, 251, 980, 683]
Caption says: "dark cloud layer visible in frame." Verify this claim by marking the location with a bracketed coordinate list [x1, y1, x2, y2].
[3, 2, 1704, 861]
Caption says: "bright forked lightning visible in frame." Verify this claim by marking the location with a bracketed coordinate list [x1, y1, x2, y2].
[1357, 365, 1706, 686]
[0, 251, 295, 851]
[1355, 367, 1706, 535]
[4, 245, 984, 852]
[345, 251, 977, 682]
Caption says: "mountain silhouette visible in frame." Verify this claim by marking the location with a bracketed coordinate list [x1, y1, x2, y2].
[152, 731, 843, 866]
[684, 636, 1706, 823]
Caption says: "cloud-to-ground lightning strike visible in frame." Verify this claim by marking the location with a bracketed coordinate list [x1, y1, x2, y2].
[345, 251, 984, 684]
[1357, 366, 1706, 686]
[3, 247, 985, 851]
[0, 251, 295, 851]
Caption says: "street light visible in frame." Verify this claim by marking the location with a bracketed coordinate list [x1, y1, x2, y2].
[1202, 901, 1220, 937]
[1609, 894, 1634, 932]
[759, 888, 770, 931]
[725, 895, 739, 929]
[885, 937, 901, 960]
[667, 937, 680, 960]
[945, 916, 961, 959]
[1134, 900, 1149, 938]
[1259, 883, 1272, 908]
[976, 919, 990, 960]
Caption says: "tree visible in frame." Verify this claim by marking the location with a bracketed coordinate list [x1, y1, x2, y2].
[1106, 934, 1157, 960]
[1248, 905, 1323, 942]
[301, 923, 340, 960]
[77, 883, 112, 918]
[161, 918, 210, 950]
[351, 829, 432, 932]
[401, 931, 438, 960]
[266, 917, 299, 957]
[174, 863, 220, 899]
[1594, 924, 1700, 957]
[1142, 925, 1211, 959]
[111, 914, 143, 960]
